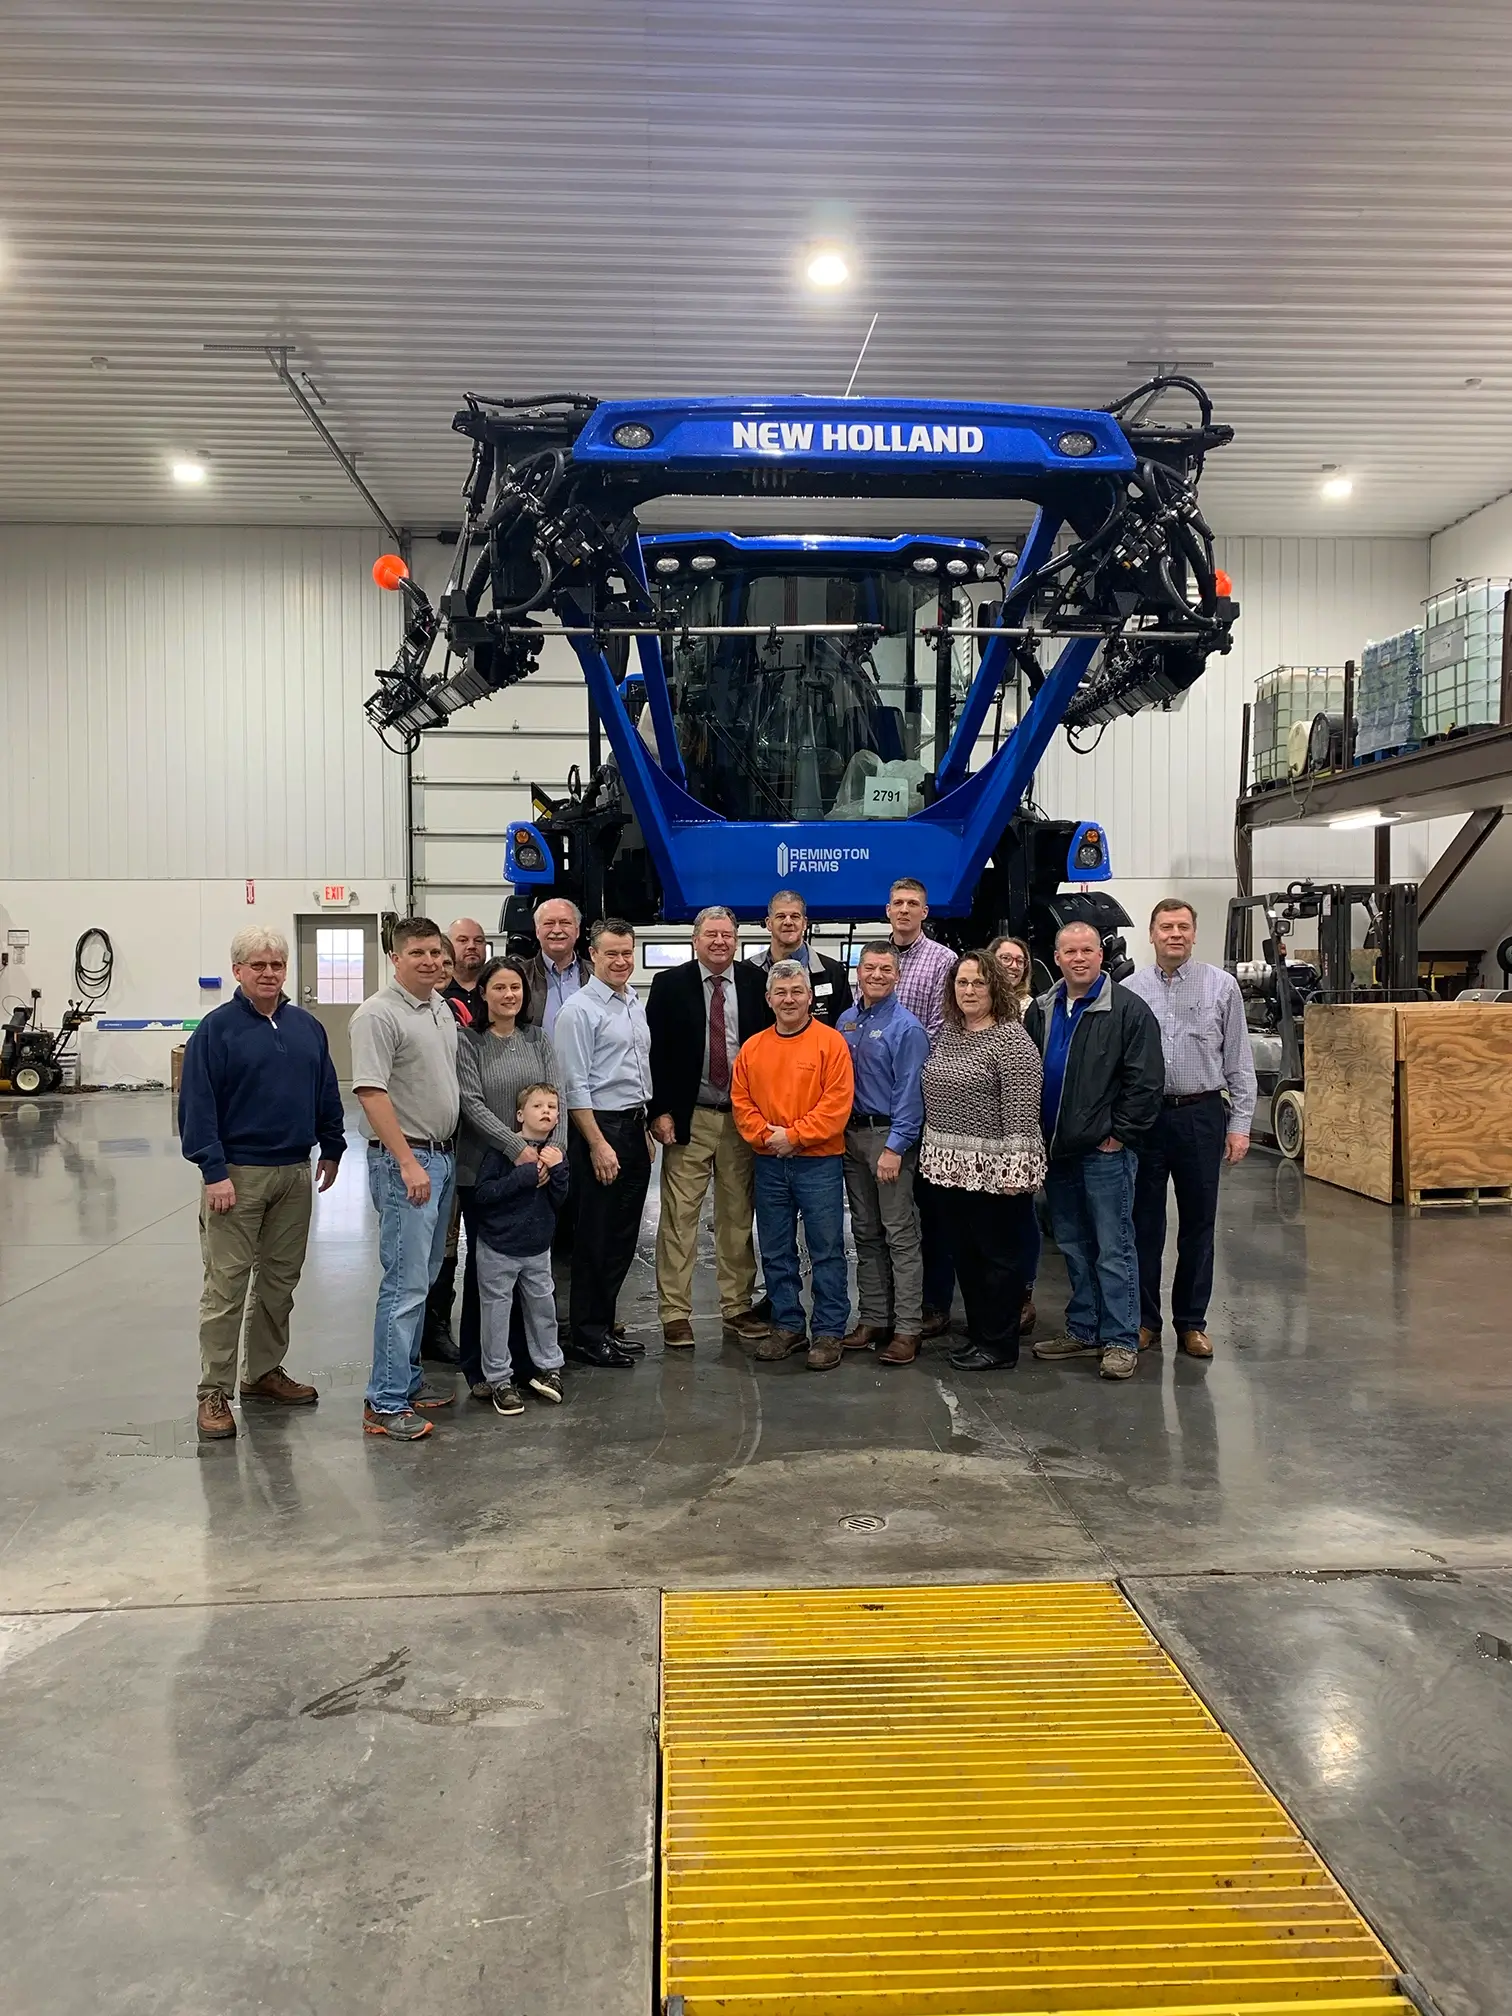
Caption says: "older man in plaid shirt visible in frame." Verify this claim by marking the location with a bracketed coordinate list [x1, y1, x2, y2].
[883, 878, 959, 1333]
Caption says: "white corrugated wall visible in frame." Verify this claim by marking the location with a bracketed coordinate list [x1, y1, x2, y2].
[1, 525, 406, 880]
[0, 524, 408, 1082]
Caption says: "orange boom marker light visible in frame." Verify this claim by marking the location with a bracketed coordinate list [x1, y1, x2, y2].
[1215, 568, 1233, 597]
[373, 553, 410, 591]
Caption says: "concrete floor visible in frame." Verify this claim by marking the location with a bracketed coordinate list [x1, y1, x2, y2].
[2, 1091, 1510, 2013]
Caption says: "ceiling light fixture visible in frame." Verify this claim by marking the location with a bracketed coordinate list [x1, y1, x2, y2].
[171, 459, 208, 486]
[1327, 809, 1398, 831]
[805, 245, 851, 289]
[1320, 474, 1353, 501]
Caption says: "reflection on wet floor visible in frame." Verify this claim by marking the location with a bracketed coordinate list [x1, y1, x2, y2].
[3, 1089, 1511, 2012]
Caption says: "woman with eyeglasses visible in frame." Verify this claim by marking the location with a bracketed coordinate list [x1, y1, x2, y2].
[918, 952, 1046, 1369]
[986, 934, 1034, 1011]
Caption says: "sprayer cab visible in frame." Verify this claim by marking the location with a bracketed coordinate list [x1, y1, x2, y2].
[365, 377, 1236, 927]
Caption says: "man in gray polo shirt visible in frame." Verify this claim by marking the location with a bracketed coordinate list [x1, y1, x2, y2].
[350, 917, 461, 1440]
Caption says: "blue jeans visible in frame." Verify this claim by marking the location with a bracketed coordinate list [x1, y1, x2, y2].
[752, 1154, 849, 1340]
[1023, 1197, 1044, 1289]
[366, 1145, 456, 1415]
[1044, 1146, 1140, 1352]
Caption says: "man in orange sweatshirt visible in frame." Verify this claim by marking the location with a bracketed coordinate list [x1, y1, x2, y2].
[731, 959, 855, 1370]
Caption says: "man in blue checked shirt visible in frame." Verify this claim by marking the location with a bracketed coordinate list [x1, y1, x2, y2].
[883, 876, 960, 1338]
[1123, 898, 1257, 1361]
[836, 942, 933, 1366]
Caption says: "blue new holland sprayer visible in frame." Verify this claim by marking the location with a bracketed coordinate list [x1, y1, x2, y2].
[366, 376, 1237, 960]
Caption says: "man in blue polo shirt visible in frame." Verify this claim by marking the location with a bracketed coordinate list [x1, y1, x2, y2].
[1023, 922, 1163, 1381]
[179, 925, 346, 1442]
[837, 942, 932, 1365]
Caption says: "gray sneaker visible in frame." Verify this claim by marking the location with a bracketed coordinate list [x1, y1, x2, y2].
[1100, 1346, 1139, 1380]
[1032, 1333, 1100, 1360]
[412, 1379, 456, 1410]
[363, 1404, 433, 1441]
[491, 1383, 525, 1415]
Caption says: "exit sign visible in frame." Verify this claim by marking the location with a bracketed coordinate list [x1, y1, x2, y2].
[317, 884, 355, 909]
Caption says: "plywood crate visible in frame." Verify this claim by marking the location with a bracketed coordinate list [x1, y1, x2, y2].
[170, 1044, 187, 1095]
[1303, 1002, 1512, 1207]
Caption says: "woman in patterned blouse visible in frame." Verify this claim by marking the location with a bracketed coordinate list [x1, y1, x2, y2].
[919, 951, 1047, 1369]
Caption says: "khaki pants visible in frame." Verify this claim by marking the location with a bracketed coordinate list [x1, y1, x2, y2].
[843, 1126, 923, 1334]
[197, 1161, 313, 1396]
[655, 1106, 757, 1323]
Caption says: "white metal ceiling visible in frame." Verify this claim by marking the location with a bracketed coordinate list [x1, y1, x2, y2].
[3, 0, 1512, 538]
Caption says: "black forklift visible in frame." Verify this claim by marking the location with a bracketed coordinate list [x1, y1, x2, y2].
[1223, 880, 1421, 1158]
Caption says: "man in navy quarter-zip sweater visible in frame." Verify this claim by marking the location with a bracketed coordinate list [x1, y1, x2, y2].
[179, 925, 346, 1443]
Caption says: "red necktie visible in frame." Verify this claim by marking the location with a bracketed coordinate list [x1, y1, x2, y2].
[709, 976, 730, 1093]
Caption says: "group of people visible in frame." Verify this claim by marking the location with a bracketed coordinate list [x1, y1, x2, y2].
[177, 876, 1256, 1443]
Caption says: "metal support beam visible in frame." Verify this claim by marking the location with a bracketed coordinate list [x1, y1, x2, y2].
[1418, 807, 1503, 922]
[1233, 702, 1253, 960]
[1374, 819, 1392, 888]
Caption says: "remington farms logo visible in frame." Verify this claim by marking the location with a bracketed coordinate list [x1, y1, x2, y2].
[734, 420, 985, 455]
[776, 842, 871, 876]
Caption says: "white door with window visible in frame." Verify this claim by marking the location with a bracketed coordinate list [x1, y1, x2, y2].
[295, 914, 381, 1080]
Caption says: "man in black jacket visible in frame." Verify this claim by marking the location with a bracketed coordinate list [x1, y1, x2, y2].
[648, 905, 774, 1349]
[755, 890, 852, 1027]
[1023, 923, 1164, 1382]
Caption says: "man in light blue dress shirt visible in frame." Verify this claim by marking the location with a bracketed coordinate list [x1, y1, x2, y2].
[554, 917, 654, 1368]
[1123, 898, 1258, 1360]
[837, 943, 931, 1364]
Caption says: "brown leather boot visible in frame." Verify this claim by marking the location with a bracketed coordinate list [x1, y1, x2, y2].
[240, 1368, 319, 1405]
[1019, 1297, 1038, 1335]
[841, 1323, 889, 1350]
[724, 1310, 770, 1343]
[1178, 1328, 1214, 1358]
[197, 1391, 237, 1441]
[1138, 1327, 1161, 1352]
[754, 1329, 807, 1362]
[920, 1307, 952, 1339]
[877, 1332, 920, 1365]
[662, 1320, 695, 1349]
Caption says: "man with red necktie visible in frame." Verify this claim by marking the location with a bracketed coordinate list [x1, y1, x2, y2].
[648, 905, 775, 1351]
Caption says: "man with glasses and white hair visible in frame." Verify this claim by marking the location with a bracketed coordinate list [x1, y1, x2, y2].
[648, 904, 774, 1349]
[522, 896, 592, 1038]
[179, 924, 346, 1442]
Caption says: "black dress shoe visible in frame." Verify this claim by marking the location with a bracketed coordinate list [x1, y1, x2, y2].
[948, 1343, 1019, 1371]
[613, 1332, 647, 1355]
[565, 1339, 636, 1369]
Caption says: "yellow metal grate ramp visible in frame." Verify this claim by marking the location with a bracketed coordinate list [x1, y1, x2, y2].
[660, 1582, 1415, 2016]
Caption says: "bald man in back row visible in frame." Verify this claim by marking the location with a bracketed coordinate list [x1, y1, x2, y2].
[442, 917, 490, 1028]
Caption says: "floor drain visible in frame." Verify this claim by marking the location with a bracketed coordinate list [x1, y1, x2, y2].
[838, 1513, 886, 1533]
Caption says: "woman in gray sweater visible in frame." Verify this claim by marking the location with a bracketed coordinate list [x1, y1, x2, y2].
[919, 952, 1046, 1372]
[455, 956, 566, 1400]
